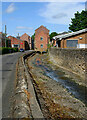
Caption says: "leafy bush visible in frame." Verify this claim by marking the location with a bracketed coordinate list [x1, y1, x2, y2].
[2, 47, 18, 54]
[13, 48, 18, 52]
[47, 44, 51, 49]
[0, 47, 2, 55]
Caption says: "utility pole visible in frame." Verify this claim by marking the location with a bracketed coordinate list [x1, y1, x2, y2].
[5, 25, 7, 47]
[17, 33, 20, 49]
[5, 25, 7, 35]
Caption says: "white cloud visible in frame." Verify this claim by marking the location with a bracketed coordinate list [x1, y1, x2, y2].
[16, 26, 33, 30]
[6, 3, 16, 13]
[39, 2, 85, 25]
[16, 26, 34, 36]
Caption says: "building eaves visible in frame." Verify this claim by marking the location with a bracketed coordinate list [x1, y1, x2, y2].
[8, 36, 23, 41]
[53, 28, 87, 40]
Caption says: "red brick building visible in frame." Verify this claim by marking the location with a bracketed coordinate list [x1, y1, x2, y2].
[8, 36, 29, 50]
[8, 36, 23, 49]
[0, 32, 5, 47]
[0, 32, 11, 47]
[53, 28, 87, 48]
[35, 25, 50, 52]
[20, 33, 31, 49]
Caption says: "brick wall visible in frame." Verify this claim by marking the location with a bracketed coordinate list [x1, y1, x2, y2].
[35, 31, 49, 51]
[49, 48, 87, 79]
[8, 36, 23, 49]
[20, 33, 31, 49]
[0, 33, 11, 47]
[61, 32, 87, 48]
[35, 25, 49, 52]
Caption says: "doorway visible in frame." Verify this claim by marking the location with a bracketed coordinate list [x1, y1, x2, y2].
[57, 40, 61, 47]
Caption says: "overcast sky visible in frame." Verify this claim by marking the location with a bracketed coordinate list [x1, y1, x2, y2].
[2, 1, 85, 37]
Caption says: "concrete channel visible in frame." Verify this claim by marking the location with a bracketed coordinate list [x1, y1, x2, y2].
[13, 51, 45, 119]
[13, 51, 87, 119]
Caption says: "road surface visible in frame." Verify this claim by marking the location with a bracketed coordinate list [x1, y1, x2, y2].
[0, 51, 32, 119]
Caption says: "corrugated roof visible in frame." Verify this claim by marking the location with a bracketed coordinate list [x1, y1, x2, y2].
[53, 28, 87, 40]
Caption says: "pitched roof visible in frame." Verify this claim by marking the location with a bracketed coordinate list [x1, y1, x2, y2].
[53, 28, 87, 40]
[0, 32, 2, 34]
[21, 33, 30, 37]
[35, 25, 49, 32]
[8, 36, 23, 41]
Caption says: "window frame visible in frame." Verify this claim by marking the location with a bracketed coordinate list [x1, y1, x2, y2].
[40, 37, 43, 41]
[41, 44, 43, 48]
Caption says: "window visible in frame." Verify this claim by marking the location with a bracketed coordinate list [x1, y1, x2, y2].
[40, 37, 43, 40]
[14, 44, 19, 48]
[41, 44, 43, 48]
[67, 40, 78, 48]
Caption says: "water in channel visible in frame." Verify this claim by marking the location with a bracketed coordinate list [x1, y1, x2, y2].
[34, 57, 87, 106]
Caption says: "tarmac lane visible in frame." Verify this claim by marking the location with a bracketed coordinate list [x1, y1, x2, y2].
[1, 51, 31, 119]
[0, 55, 2, 120]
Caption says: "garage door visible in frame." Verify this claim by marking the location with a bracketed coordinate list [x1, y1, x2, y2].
[67, 40, 78, 48]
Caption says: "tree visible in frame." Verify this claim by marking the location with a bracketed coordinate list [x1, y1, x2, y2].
[69, 10, 87, 32]
[31, 33, 35, 40]
[2, 33, 6, 38]
[31, 33, 35, 50]
[49, 32, 58, 42]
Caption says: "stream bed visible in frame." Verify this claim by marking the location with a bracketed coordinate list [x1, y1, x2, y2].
[33, 54, 87, 106]
[28, 53, 87, 119]
[44, 66, 86, 106]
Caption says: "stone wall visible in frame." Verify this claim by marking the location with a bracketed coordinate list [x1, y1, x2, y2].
[49, 48, 87, 79]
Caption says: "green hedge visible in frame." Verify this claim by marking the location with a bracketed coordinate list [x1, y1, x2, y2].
[0, 47, 2, 55]
[2, 47, 18, 54]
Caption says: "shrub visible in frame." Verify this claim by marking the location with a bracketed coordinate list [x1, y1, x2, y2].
[13, 48, 18, 52]
[0, 47, 2, 55]
[2, 47, 18, 54]
[47, 44, 51, 49]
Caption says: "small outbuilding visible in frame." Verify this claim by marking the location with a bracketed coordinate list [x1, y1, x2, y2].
[53, 28, 87, 48]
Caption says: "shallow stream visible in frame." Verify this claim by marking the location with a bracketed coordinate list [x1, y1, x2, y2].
[33, 55, 87, 106]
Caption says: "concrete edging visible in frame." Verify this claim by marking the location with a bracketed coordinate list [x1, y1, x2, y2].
[13, 51, 44, 119]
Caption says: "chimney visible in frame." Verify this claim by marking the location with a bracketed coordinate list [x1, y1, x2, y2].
[17, 33, 20, 39]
